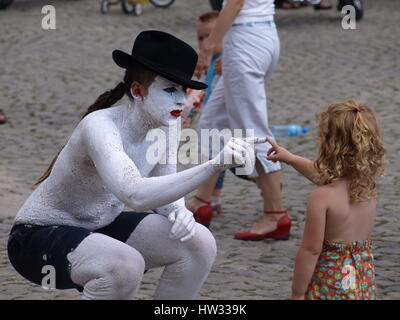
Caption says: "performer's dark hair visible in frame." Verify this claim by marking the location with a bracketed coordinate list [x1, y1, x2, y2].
[34, 61, 156, 186]
[81, 62, 156, 119]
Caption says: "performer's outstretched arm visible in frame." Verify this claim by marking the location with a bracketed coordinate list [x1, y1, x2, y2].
[82, 116, 254, 212]
[149, 162, 186, 215]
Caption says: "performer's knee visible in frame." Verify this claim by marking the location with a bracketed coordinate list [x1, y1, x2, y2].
[107, 249, 145, 297]
[68, 233, 145, 299]
[189, 224, 217, 268]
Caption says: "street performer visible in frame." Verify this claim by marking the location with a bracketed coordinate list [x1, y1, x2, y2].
[7, 31, 257, 300]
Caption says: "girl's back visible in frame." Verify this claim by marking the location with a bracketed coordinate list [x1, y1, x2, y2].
[323, 179, 376, 244]
[305, 179, 378, 300]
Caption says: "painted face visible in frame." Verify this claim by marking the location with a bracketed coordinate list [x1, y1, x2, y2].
[137, 76, 186, 126]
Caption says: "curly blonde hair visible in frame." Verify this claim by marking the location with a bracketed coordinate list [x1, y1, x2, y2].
[313, 100, 386, 203]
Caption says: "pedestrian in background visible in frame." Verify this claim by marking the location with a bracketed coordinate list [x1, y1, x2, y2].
[194, 0, 290, 241]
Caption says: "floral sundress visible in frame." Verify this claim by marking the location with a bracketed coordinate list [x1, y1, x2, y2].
[305, 239, 376, 300]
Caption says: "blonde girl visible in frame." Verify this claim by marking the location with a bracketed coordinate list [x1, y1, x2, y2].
[267, 100, 386, 300]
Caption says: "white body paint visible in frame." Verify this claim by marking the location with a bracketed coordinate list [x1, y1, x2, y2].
[15, 76, 254, 232]
[16, 78, 198, 229]
[14, 76, 254, 299]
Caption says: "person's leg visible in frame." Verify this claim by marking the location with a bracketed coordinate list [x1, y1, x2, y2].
[187, 173, 220, 212]
[223, 23, 288, 238]
[125, 214, 217, 300]
[248, 24, 288, 235]
[188, 77, 229, 219]
[214, 170, 225, 191]
[67, 233, 145, 300]
[212, 187, 222, 197]
[211, 170, 225, 215]
[211, 188, 223, 214]
[249, 162, 285, 233]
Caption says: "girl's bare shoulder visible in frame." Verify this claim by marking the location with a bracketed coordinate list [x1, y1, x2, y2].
[308, 185, 332, 206]
[312, 182, 341, 196]
[309, 181, 347, 207]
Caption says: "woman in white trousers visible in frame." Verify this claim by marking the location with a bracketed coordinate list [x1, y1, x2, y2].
[191, 0, 291, 241]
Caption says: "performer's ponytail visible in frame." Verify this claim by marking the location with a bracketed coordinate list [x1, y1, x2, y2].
[81, 82, 126, 119]
[34, 62, 156, 186]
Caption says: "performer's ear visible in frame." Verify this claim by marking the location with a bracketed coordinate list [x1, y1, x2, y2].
[130, 81, 148, 100]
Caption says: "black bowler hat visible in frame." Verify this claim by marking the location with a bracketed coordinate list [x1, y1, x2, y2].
[112, 30, 207, 90]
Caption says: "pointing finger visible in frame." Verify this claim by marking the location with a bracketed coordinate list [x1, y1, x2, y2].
[265, 137, 279, 149]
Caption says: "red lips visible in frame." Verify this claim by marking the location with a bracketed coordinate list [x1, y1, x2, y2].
[170, 109, 182, 117]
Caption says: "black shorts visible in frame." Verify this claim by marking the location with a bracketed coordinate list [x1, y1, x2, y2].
[7, 211, 151, 292]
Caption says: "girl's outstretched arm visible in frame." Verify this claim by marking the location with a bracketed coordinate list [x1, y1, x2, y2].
[266, 137, 322, 185]
[291, 187, 327, 299]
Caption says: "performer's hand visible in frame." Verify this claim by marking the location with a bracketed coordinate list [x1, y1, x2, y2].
[214, 56, 222, 75]
[168, 207, 196, 242]
[266, 137, 295, 164]
[210, 137, 256, 172]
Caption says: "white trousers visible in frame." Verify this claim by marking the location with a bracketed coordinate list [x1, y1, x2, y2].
[67, 214, 217, 300]
[199, 21, 281, 176]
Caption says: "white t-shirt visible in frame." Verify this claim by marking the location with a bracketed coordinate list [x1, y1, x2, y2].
[223, 0, 275, 24]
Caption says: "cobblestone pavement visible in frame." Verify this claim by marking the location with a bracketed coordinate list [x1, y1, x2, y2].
[0, 0, 399, 300]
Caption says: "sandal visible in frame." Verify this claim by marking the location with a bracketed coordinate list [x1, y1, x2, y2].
[234, 211, 291, 241]
[189, 196, 213, 228]
[0, 109, 6, 124]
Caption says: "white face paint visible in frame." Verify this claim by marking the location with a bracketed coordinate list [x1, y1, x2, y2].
[135, 76, 187, 127]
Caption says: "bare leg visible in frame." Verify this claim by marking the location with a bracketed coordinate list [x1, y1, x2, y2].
[187, 173, 220, 212]
[248, 160, 286, 234]
[211, 188, 223, 215]
[212, 188, 222, 197]
[126, 214, 217, 300]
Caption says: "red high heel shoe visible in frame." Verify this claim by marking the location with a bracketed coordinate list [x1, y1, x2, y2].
[190, 196, 213, 228]
[234, 211, 291, 241]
